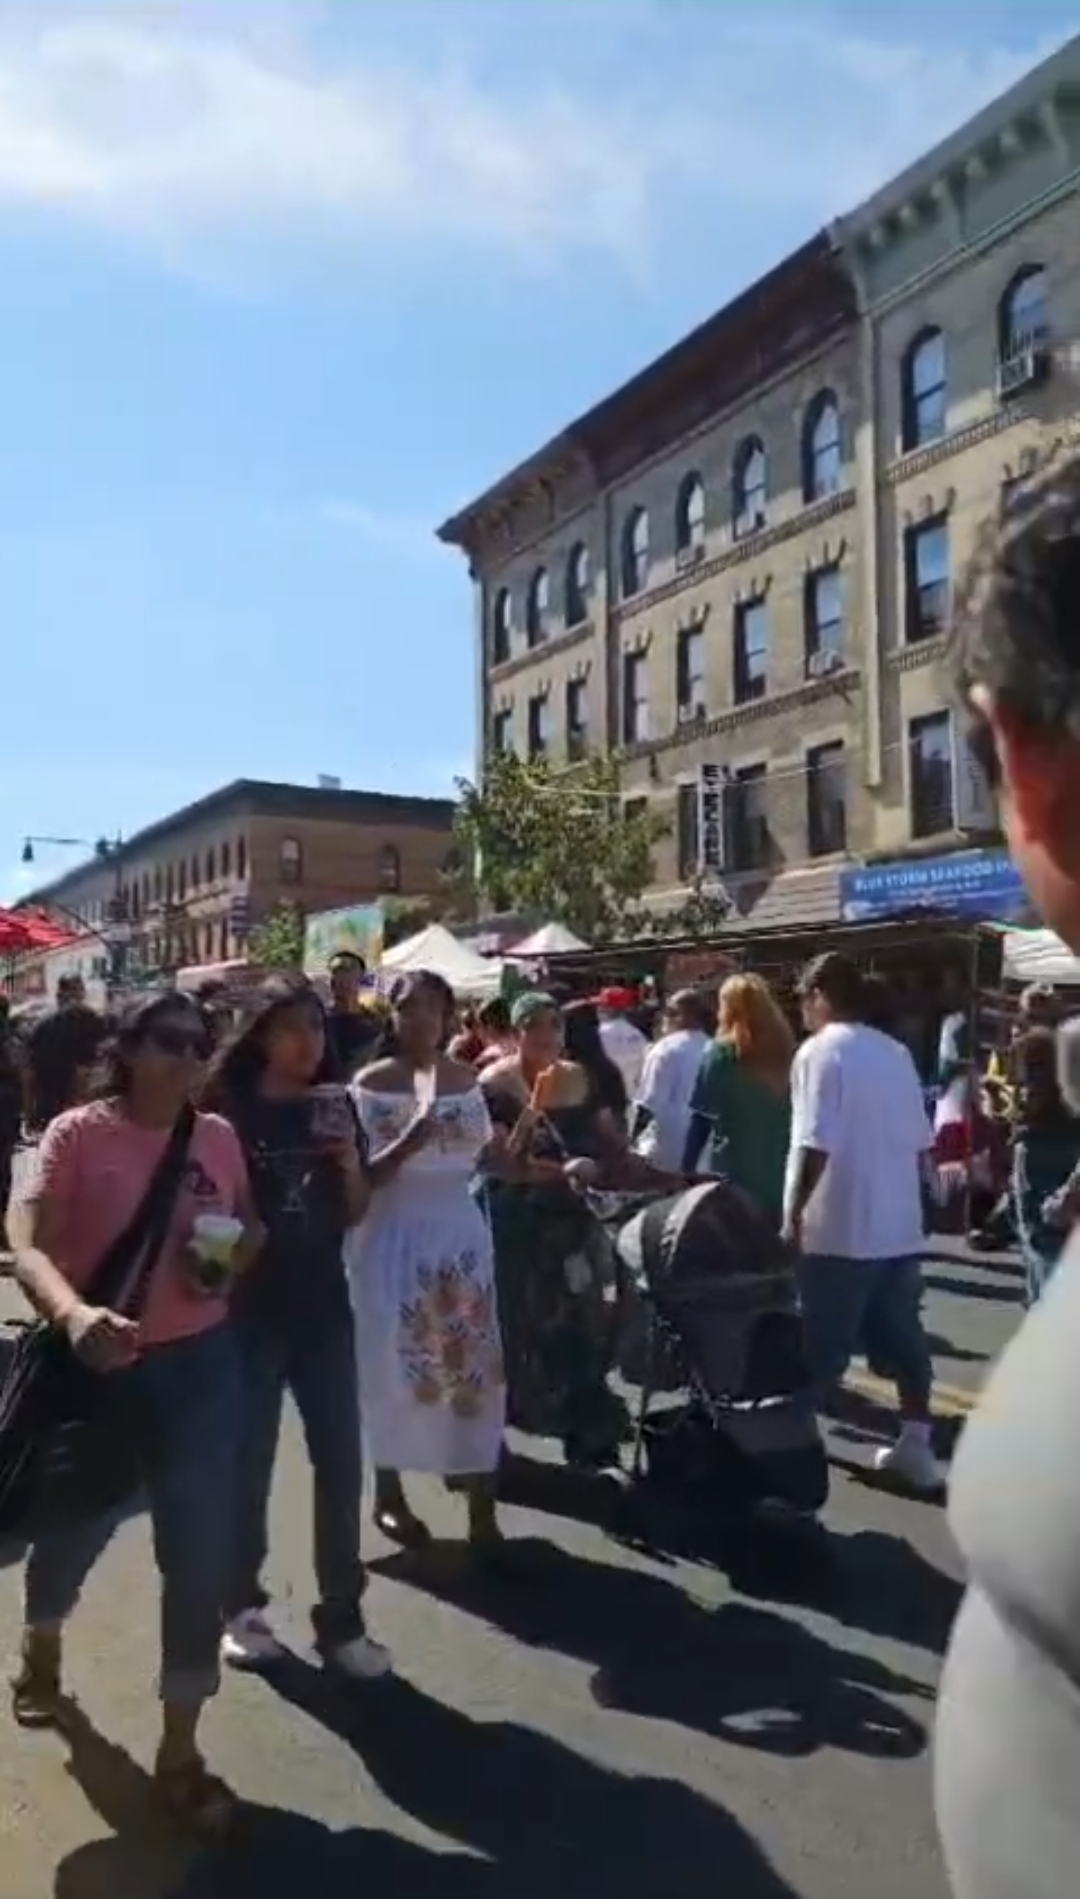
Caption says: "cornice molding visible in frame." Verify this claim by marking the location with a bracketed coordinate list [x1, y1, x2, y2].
[886, 634, 948, 673]
[487, 618, 594, 685]
[883, 401, 1026, 485]
[619, 666, 863, 764]
[615, 488, 857, 626]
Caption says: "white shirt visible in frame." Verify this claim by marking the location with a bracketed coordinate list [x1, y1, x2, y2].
[784, 1021, 932, 1261]
[599, 1015, 650, 1110]
[634, 1027, 710, 1170]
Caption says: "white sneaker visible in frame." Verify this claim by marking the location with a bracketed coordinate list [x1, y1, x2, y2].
[321, 1631, 393, 1680]
[873, 1431, 941, 1493]
[221, 1608, 285, 1670]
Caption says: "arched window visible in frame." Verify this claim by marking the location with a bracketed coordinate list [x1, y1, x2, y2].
[377, 843, 401, 893]
[205, 846, 216, 886]
[565, 542, 590, 625]
[675, 472, 705, 554]
[802, 392, 841, 502]
[279, 836, 303, 884]
[998, 264, 1047, 359]
[237, 837, 247, 881]
[732, 438, 767, 537]
[621, 505, 649, 597]
[491, 587, 512, 664]
[901, 327, 947, 451]
[526, 567, 550, 647]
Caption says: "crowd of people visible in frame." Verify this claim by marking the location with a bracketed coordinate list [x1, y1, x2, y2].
[0, 931, 959, 1833]
[2, 452, 1079, 1888]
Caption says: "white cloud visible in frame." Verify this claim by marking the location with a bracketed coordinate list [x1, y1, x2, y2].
[0, 5, 1066, 272]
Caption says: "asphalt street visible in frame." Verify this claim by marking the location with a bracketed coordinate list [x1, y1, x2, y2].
[0, 1151, 1021, 1899]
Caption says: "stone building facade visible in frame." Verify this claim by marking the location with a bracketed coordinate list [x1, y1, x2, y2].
[441, 37, 1080, 930]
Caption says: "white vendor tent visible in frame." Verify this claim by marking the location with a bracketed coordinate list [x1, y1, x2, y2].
[380, 923, 503, 998]
[1002, 925, 1080, 986]
[509, 921, 589, 956]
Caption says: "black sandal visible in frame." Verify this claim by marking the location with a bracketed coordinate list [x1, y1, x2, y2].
[373, 1504, 432, 1550]
[155, 1758, 237, 1837]
[11, 1647, 64, 1730]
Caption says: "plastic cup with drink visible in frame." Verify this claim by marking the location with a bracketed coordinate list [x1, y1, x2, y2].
[190, 1212, 245, 1292]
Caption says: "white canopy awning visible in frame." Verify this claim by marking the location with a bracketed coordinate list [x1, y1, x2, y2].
[380, 922, 503, 998]
[508, 921, 589, 956]
[1002, 926, 1080, 985]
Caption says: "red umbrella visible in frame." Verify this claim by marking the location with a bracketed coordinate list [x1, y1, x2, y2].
[0, 907, 79, 954]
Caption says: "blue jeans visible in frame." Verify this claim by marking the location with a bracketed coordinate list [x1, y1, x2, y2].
[228, 1321, 366, 1645]
[796, 1254, 933, 1422]
[25, 1323, 239, 1704]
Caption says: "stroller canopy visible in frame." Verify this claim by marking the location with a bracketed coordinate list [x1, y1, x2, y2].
[615, 1180, 790, 1291]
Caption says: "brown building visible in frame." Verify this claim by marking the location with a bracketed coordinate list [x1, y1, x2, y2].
[17, 778, 457, 978]
[439, 36, 1080, 934]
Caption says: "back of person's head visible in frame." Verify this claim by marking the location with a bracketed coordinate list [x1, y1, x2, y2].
[950, 451, 1080, 949]
[716, 972, 794, 1074]
[798, 951, 866, 1024]
[667, 988, 713, 1035]
[477, 996, 511, 1038]
[1018, 981, 1057, 1028]
[562, 998, 605, 1069]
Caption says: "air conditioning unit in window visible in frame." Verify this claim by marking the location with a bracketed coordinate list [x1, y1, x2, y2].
[676, 702, 699, 725]
[676, 543, 706, 571]
[807, 649, 844, 679]
[996, 344, 1051, 402]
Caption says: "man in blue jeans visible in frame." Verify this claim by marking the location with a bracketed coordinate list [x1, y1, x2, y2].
[782, 950, 939, 1493]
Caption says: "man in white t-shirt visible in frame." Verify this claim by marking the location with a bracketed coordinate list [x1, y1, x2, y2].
[783, 950, 938, 1492]
[631, 989, 712, 1170]
[596, 987, 650, 1114]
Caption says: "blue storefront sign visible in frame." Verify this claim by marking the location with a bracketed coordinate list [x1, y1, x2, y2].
[839, 849, 1029, 924]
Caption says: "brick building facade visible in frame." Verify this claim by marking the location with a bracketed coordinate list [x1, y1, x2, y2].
[15, 779, 457, 980]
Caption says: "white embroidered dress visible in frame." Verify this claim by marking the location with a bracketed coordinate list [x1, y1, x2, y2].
[345, 1084, 505, 1475]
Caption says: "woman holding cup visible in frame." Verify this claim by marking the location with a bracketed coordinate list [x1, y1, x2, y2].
[202, 977, 390, 1680]
[6, 991, 260, 1834]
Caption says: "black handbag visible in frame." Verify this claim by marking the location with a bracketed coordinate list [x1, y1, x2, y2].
[0, 1104, 195, 1539]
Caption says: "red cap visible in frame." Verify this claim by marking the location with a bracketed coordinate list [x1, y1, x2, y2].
[597, 985, 638, 1011]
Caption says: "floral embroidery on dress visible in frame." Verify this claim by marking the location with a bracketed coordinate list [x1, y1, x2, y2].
[399, 1251, 505, 1417]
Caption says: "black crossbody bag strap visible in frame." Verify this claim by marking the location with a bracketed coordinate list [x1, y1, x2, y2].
[83, 1104, 196, 1319]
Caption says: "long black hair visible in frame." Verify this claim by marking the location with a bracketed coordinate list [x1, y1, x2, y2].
[201, 974, 334, 1113]
[562, 998, 628, 1119]
[374, 969, 456, 1059]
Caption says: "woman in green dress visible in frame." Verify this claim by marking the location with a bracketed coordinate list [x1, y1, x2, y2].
[682, 972, 794, 1226]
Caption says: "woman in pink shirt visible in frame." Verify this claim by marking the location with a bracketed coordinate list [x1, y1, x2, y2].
[7, 991, 261, 1835]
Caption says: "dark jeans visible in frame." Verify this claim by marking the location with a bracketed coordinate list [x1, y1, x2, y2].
[797, 1254, 933, 1422]
[229, 1320, 366, 1644]
[25, 1324, 239, 1704]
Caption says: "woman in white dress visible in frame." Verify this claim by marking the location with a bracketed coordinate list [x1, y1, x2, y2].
[345, 970, 506, 1553]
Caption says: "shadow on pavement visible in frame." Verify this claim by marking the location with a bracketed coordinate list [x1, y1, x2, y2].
[52, 1683, 802, 1899]
[923, 1271, 1024, 1306]
[923, 1330, 987, 1365]
[368, 1537, 928, 1761]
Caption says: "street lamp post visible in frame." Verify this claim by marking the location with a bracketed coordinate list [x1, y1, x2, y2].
[21, 833, 129, 997]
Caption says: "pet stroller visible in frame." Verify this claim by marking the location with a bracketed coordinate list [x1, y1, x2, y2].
[603, 1180, 829, 1516]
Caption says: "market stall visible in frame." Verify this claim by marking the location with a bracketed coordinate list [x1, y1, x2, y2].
[379, 922, 503, 999]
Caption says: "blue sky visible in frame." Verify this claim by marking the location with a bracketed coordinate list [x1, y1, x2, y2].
[2, 0, 1076, 901]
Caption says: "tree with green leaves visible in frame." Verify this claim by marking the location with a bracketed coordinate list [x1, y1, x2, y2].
[452, 750, 668, 944]
[248, 900, 306, 970]
[644, 873, 731, 941]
